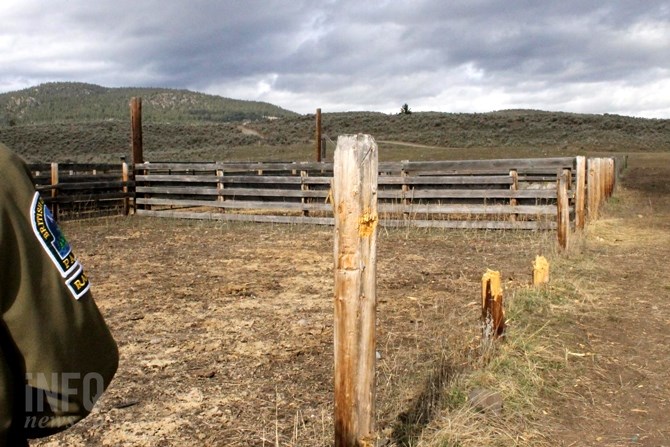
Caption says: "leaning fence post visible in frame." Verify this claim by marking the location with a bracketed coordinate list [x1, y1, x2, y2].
[482, 269, 505, 340]
[557, 169, 570, 251]
[50, 162, 59, 221]
[333, 134, 378, 447]
[575, 156, 586, 230]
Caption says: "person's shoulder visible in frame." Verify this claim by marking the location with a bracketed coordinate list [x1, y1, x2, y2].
[0, 143, 25, 169]
[0, 144, 33, 196]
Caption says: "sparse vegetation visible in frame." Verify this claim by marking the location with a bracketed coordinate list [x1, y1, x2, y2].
[1, 84, 668, 163]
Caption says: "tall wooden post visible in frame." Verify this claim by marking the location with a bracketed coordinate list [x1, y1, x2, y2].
[587, 158, 597, 222]
[594, 158, 603, 219]
[315, 108, 322, 162]
[557, 169, 570, 251]
[130, 97, 143, 165]
[50, 162, 59, 221]
[333, 134, 378, 447]
[130, 97, 146, 210]
[607, 158, 615, 197]
[575, 156, 586, 230]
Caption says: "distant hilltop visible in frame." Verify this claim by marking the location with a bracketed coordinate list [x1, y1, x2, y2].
[0, 82, 299, 125]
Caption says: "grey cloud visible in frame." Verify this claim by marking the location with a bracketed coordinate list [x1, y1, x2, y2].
[0, 0, 668, 116]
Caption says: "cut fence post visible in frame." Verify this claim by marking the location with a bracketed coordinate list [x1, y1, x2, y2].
[333, 134, 378, 447]
[482, 269, 504, 340]
[50, 162, 59, 221]
[575, 156, 586, 230]
[557, 169, 570, 251]
[533, 255, 550, 286]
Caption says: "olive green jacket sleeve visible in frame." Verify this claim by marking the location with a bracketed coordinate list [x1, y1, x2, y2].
[0, 145, 118, 444]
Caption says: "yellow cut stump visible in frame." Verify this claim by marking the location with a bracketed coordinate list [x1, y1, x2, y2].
[533, 255, 550, 286]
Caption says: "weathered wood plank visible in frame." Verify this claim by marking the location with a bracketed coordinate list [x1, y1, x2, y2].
[136, 209, 335, 225]
[381, 219, 557, 230]
[136, 197, 332, 212]
[379, 203, 558, 215]
[379, 175, 513, 185]
[400, 157, 575, 172]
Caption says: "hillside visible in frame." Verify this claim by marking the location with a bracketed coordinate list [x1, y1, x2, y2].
[0, 82, 297, 125]
[0, 83, 668, 162]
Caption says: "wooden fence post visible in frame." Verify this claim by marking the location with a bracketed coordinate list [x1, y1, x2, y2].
[130, 97, 145, 211]
[482, 269, 504, 340]
[315, 108, 322, 162]
[130, 97, 143, 165]
[400, 160, 410, 220]
[121, 159, 130, 216]
[509, 169, 518, 222]
[607, 158, 615, 197]
[557, 169, 570, 251]
[333, 134, 378, 447]
[587, 158, 597, 222]
[596, 158, 605, 216]
[301, 170, 310, 216]
[217, 167, 225, 212]
[50, 162, 59, 221]
[575, 156, 586, 230]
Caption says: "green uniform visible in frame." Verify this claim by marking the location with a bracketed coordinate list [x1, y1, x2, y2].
[0, 144, 118, 446]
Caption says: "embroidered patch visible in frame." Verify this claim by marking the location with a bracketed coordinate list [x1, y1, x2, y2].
[66, 265, 91, 300]
[30, 193, 89, 300]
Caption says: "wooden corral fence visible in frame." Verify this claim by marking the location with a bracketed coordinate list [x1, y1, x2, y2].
[29, 152, 621, 249]
[131, 154, 620, 247]
[29, 161, 134, 221]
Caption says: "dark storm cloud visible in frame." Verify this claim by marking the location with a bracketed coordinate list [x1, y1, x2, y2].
[1, 0, 668, 116]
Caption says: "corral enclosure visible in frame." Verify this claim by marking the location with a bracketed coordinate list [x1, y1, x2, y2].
[35, 145, 670, 447]
[28, 150, 621, 446]
[31, 152, 619, 253]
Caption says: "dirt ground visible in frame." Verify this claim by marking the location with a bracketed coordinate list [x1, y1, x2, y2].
[547, 153, 670, 446]
[31, 152, 670, 447]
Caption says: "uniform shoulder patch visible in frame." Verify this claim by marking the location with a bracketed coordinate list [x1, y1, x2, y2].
[30, 193, 89, 300]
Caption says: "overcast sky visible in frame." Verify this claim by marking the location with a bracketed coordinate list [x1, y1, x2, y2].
[1, 1, 669, 117]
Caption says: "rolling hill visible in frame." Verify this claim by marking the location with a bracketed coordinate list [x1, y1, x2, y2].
[0, 82, 298, 125]
[0, 83, 668, 162]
